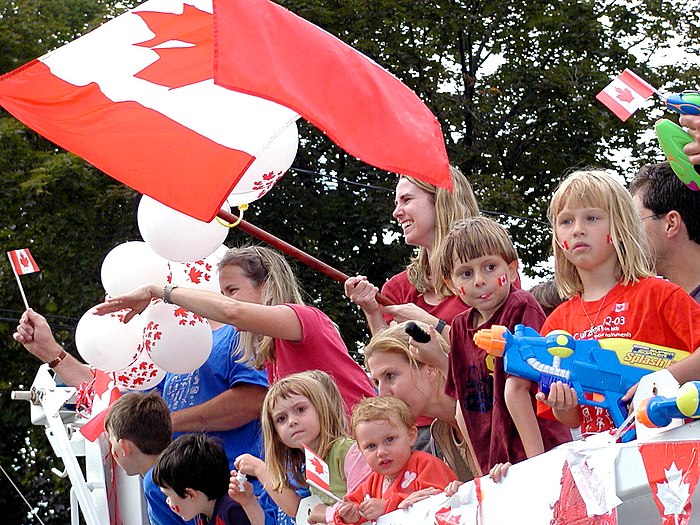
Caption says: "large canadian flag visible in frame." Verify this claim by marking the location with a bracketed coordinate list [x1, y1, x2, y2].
[0, 0, 299, 222]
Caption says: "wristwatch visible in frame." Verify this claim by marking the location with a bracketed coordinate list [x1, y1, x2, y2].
[163, 284, 179, 304]
[48, 349, 68, 369]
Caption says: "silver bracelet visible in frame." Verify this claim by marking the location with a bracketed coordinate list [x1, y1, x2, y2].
[163, 284, 178, 304]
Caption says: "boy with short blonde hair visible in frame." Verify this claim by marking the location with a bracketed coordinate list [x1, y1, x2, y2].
[335, 397, 456, 525]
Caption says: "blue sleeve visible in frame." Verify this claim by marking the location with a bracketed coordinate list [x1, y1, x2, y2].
[226, 332, 269, 390]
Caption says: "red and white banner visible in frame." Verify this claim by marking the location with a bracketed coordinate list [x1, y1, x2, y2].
[213, 0, 451, 191]
[595, 69, 655, 121]
[639, 441, 700, 525]
[303, 443, 331, 494]
[0, 0, 299, 222]
[7, 248, 40, 276]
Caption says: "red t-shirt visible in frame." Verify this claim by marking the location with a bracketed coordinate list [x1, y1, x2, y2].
[267, 304, 375, 417]
[381, 270, 468, 324]
[444, 287, 572, 473]
[541, 277, 700, 433]
[334, 450, 457, 525]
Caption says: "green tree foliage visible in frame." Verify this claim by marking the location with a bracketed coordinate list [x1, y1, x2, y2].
[1, 0, 698, 521]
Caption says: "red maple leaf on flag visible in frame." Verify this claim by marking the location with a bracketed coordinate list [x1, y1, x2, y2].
[133, 4, 213, 89]
[19, 252, 29, 267]
[310, 456, 324, 474]
[615, 87, 634, 103]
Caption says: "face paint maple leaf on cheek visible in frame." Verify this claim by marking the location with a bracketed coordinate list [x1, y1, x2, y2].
[133, 4, 213, 89]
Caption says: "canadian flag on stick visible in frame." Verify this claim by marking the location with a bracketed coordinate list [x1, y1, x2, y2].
[302, 443, 341, 503]
[639, 441, 700, 525]
[7, 248, 40, 310]
[7, 248, 40, 276]
[596, 69, 656, 121]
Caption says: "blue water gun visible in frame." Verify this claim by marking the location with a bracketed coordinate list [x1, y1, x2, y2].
[473, 324, 690, 430]
[637, 381, 700, 428]
[656, 91, 700, 190]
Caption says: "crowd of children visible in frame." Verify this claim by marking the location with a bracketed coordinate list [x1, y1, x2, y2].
[20, 158, 700, 525]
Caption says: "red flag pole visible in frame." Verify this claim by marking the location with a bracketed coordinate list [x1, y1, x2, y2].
[217, 208, 393, 306]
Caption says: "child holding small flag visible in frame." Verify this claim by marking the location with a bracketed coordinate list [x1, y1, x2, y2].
[335, 396, 457, 525]
[231, 371, 371, 525]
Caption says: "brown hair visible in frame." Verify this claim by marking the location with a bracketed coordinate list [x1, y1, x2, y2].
[104, 391, 172, 455]
[350, 396, 415, 435]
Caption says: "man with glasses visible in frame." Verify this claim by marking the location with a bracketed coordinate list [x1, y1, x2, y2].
[630, 161, 700, 303]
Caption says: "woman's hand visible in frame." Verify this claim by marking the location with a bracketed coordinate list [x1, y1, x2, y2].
[444, 480, 463, 497]
[489, 462, 511, 483]
[93, 283, 157, 322]
[344, 276, 380, 313]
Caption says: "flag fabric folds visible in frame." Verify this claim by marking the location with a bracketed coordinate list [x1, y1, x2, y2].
[0, 0, 299, 222]
[596, 69, 655, 121]
[7, 248, 40, 276]
[213, 0, 452, 191]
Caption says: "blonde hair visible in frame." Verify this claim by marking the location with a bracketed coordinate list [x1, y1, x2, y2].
[261, 372, 348, 491]
[404, 166, 479, 294]
[364, 321, 449, 378]
[547, 169, 654, 297]
[434, 216, 518, 297]
[350, 396, 415, 436]
[218, 245, 304, 369]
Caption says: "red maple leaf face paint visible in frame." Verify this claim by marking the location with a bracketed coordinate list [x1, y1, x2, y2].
[562, 240, 570, 251]
[606, 234, 612, 244]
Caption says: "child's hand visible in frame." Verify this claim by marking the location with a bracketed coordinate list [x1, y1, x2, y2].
[358, 497, 385, 520]
[535, 382, 581, 428]
[228, 470, 255, 503]
[535, 381, 578, 410]
[337, 499, 361, 524]
[234, 453, 265, 479]
[489, 462, 511, 483]
[397, 487, 441, 509]
[307, 503, 328, 524]
[444, 480, 463, 497]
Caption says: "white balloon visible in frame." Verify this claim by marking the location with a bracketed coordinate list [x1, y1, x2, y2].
[101, 241, 170, 297]
[142, 300, 212, 374]
[138, 196, 230, 263]
[75, 308, 143, 372]
[113, 350, 167, 391]
[167, 244, 229, 294]
[226, 122, 299, 207]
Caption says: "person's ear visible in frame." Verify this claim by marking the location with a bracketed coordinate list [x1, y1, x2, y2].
[118, 438, 133, 457]
[665, 211, 683, 239]
[444, 278, 458, 295]
[508, 260, 519, 282]
[408, 425, 418, 447]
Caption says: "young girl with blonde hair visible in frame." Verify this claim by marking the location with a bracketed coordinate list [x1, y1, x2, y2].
[232, 371, 370, 525]
[539, 169, 700, 432]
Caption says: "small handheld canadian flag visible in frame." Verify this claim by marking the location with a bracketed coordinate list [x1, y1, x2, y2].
[7, 248, 40, 310]
[596, 69, 657, 121]
[302, 443, 341, 503]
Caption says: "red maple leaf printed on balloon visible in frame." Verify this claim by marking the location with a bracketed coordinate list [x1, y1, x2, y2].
[133, 4, 213, 89]
[142, 321, 162, 352]
[615, 87, 634, 103]
[253, 170, 285, 199]
[188, 266, 204, 284]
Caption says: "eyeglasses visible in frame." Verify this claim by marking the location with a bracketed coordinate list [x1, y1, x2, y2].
[641, 213, 666, 221]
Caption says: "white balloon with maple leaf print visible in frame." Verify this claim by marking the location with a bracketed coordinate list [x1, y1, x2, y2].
[141, 299, 212, 374]
[113, 348, 167, 391]
[101, 241, 170, 297]
[137, 195, 230, 263]
[226, 122, 299, 207]
[75, 307, 143, 372]
[167, 244, 229, 294]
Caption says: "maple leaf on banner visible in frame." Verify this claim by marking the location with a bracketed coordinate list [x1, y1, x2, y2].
[657, 463, 691, 516]
[134, 4, 213, 88]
